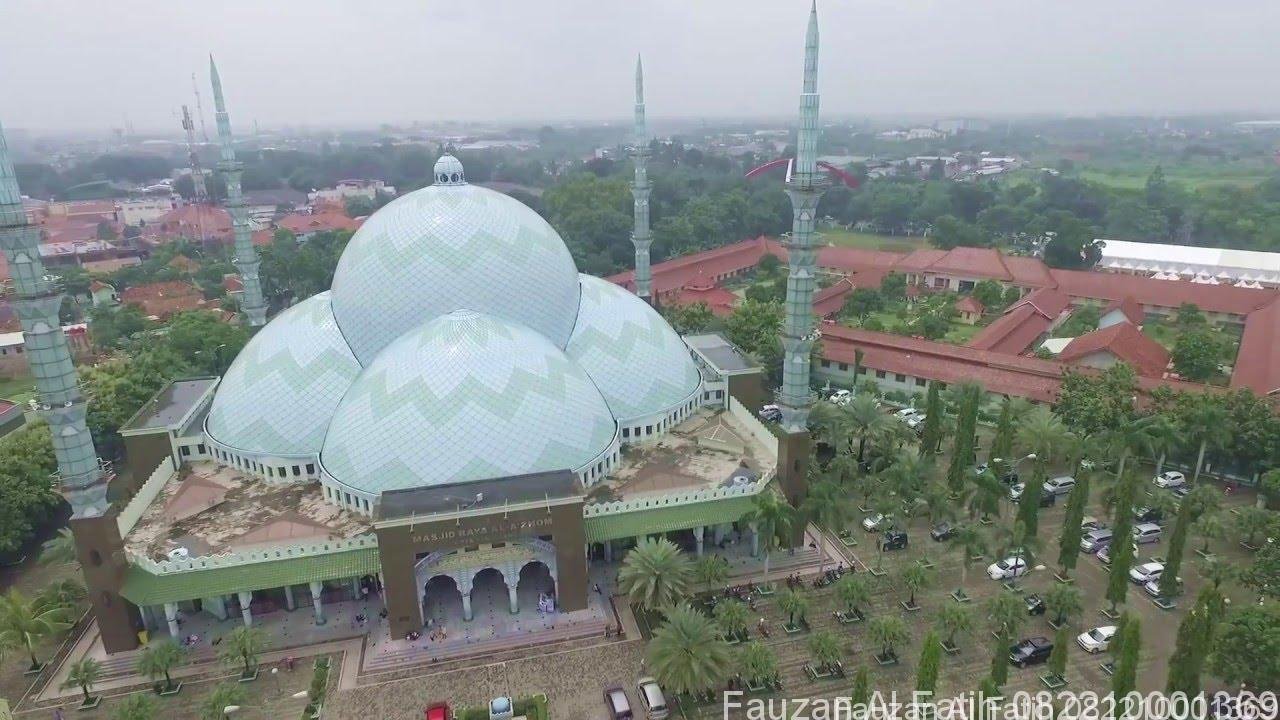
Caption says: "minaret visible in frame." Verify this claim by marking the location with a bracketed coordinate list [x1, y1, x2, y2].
[630, 56, 653, 304]
[210, 56, 267, 327]
[0, 121, 108, 518]
[776, 2, 827, 512]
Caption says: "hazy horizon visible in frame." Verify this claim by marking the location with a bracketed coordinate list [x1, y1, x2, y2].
[2, 0, 1279, 134]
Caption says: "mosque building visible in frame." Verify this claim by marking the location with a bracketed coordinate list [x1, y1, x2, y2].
[12, 4, 824, 653]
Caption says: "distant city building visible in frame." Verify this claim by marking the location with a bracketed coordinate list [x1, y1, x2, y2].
[117, 197, 175, 226]
[1098, 238, 1280, 288]
[306, 179, 396, 206]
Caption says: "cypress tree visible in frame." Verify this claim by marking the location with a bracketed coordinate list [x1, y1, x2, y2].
[916, 630, 942, 697]
[1158, 493, 1194, 599]
[1016, 459, 1046, 539]
[1057, 469, 1090, 578]
[946, 384, 981, 494]
[1106, 475, 1137, 615]
[850, 664, 871, 713]
[989, 629, 1010, 689]
[989, 397, 1014, 464]
[1047, 626, 1069, 682]
[1110, 614, 1141, 710]
[1165, 587, 1217, 695]
[918, 382, 945, 457]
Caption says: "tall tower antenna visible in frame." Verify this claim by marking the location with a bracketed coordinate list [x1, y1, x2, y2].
[192, 72, 210, 143]
[180, 105, 209, 247]
[630, 55, 653, 305]
[210, 56, 267, 327]
[775, 1, 827, 513]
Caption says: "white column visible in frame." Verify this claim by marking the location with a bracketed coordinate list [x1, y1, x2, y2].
[310, 581, 326, 625]
[750, 524, 760, 557]
[351, 577, 361, 599]
[713, 524, 727, 545]
[508, 583, 519, 614]
[237, 591, 253, 627]
[693, 526, 705, 557]
[461, 591, 473, 621]
[603, 540, 613, 563]
[377, 573, 387, 609]
[283, 585, 296, 611]
[164, 602, 180, 638]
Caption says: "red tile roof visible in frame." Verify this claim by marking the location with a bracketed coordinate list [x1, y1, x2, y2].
[813, 278, 855, 318]
[955, 296, 985, 315]
[895, 249, 948, 272]
[1050, 269, 1274, 316]
[929, 247, 1012, 280]
[119, 281, 207, 320]
[222, 274, 244, 293]
[967, 287, 1071, 355]
[608, 236, 779, 296]
[156, 204, 233, 240]
[277, 212, 361, 235]
[1232, 296, 1280, 395]
[1101, 296, 1145, 325]
[1057, 322, 1171, 378]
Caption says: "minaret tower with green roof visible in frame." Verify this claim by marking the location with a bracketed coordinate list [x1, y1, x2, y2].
[210, 56, 267, 327]
[630, 56, 653, 304]
[776, 2, 827, 513]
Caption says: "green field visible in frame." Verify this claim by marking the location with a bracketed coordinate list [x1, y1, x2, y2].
[822, 227, 929, 252]
[0, 374, 35, 405]
[1078, 168, 1271, 191]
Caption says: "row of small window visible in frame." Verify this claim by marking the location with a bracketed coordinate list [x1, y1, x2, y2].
[0, 345, 23, 355]
[324, 483, 372, 513]
[212, 447, 315, 480]
[580, 449, 621, 485]
[818, 360, 936, 388]
[178, 443, 207, 457]
[619, 398, 700, 441]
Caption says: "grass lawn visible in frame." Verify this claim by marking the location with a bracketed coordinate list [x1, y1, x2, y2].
[0, 374, 35, 405]
[823, 228, 929, 253]
[1078, 167, 1271, 191]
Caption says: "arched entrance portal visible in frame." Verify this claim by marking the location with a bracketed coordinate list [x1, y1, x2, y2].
[467, 567, 508, 622]
[517, 561, 556, 615]
[422, 574, 462, 629]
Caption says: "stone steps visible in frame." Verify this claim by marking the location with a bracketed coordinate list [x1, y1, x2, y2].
[360, 617, 609, 677]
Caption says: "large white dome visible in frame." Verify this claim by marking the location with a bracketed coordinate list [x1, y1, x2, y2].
[205, 292, 360, 457]
[319, 310, 618, 495]
[329, 160, 581, 364]
[568, 274, 702, 423]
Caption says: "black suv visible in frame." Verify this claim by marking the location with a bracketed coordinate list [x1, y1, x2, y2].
[1024, 594, 1046, 616]
[975, 463, 1019, 486]
[1133, 506, 1163, 525]
[930, 522, 957, 542]
[1009, 637, 1053, 668]
[881, 531, 909, 551]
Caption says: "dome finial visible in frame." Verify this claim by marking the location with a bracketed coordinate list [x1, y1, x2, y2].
[433, 154, 466, 186]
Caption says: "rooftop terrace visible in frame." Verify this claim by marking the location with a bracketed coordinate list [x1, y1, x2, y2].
[120, 377, 218, 433]
[124, 461, 370, 562]
[588, 407, 775, 506]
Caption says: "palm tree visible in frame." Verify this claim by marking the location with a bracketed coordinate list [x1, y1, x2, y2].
[967, 468, 1003, 522]
[618, 538, 694, 613]
[646, 604, 733, 696]
[883, 451, 929, 507]
[111, 693, 156, 720]
[736, 641, 777, 688]
[218, 625, 266, 679]
[693, 554, 729, 590]
[801, 479, 854, 576]
[40, 528, 78, 566]
[1100, 414, 1173, 481]
[807, 630, 843, 671]
[1015, 406, 1072, 467]
[0, 589, 70, 671]
[1180, 397, 1231, 482]
[37, 579, 86, 611]
[1192, 511, 1226, 557]
[63, 657, 102, 706]
[899, 563, 931, 609]
[847, 395, 888, 462]
[198, 682, 246, 720]
[1197, 556, 1237, 590]
[809, 401, 849, 452]
[835, 574, 871, 619]
[1043, 583, 1083, 628]
[921, 480, 960, 526]
[1234, 506, 1275, 549]
[778, 588, 809, 629]
[137, 639, 187, 692]
[740, 492, 797, 590]
[985, 591, 1026, 641]
[949, 525, 989, 599]
[713, 599, 749, 642]
[867, 615, 909, 662]
[1258, 468, 1280, 510]
[936, 603, 974, 650]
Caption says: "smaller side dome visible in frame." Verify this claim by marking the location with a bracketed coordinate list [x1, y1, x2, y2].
[567, 275, 702, 423]
[320, 310, 618, 495]
[206, 292, 360, 457]
[433, 154, 466, 186]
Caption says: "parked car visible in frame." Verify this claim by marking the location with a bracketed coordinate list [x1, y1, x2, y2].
[1024, 593, 1046, 616]
[881, 531, 909, 551]
[894, 407, 921, 421]
[1133, 506, 1163, 525]
[1133, 523, 1163, 545]
[760, 404, 782, 422]
[1097, 544, 1114, 565]
[1009, 483, 1055, 506]
[930, 522, 957, 542]
[1009, 637, 1054, 667]
[1143, 578, 1176, 598]
[424, 703, 451, 720]
[1081, 516, 1106, 532]
[862, 513, 889, 532]
[976, 463, 1019, 485]
[1129, 561, 1165, 585]
[987, 556, 1030, 580]
[829, 390, 853, 407]
[1042, 476, 1076, 496]
[604, 686, 633, 720]
[1076, 626, 1117, 653]
[1171, 485, 1192, 500]
[1081, 528, 1113, 554]
[906, 414, 927, 432]
[636, 677, 669, 719]
[1153, 470, 1186, 489]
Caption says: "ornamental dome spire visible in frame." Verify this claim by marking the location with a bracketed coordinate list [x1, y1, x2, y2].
[433, 154, 466, 186]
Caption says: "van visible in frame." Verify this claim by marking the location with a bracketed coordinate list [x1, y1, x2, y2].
[1133, 523, 1162, 545]
[1080, 528, 1113, 554]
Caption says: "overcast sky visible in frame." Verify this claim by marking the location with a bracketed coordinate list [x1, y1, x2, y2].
[2, 0, 1279, 133]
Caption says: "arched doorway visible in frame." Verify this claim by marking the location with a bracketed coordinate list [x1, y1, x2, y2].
[422, 574, 461, 628]
[469, 567, 507, 622]
[517, 561, 555, 615]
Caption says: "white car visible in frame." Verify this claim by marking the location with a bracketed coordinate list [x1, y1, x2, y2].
[906, 414, 927, 430]
[829, 389, 853, 406]
[636, 677, 669, 719]
[894, 407, 921, 421]
[1144, 578, 1178, 598]
[1129, 561, 1164, 585]
[987, 556, 1030, 580]
[1043, 476, 1076, 496]
[1076, 626, 1117, 653]
[1008, 482, 1026, 501]
[1133, 523, 1163, 545]
[862, 513, 888, 532]
[1153, 471, 1186, 489]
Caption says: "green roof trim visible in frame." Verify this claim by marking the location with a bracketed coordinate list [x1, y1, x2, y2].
[584, 494, 758, 543]
[121, 547, 380, 606]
